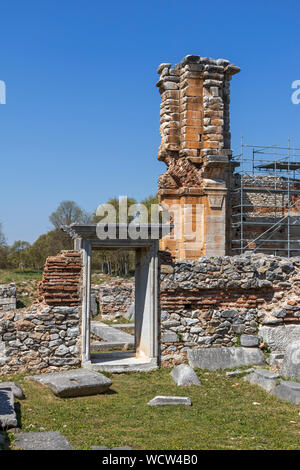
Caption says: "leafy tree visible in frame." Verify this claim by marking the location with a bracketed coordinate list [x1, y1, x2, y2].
[93, 196, 137, 224]
[0, 222, 6, 247]
[26, 229, 72, 270]
[49, 200, 92, 228]
[7, 240, 31, 268]
[0, 222, 9, 268]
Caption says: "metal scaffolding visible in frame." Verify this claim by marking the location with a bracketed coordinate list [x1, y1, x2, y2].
[230, 138, 300, 257]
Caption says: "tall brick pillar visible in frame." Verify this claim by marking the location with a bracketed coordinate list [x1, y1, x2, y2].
[156, 55, 240, 260]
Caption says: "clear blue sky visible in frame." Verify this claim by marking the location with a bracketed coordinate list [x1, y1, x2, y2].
[0, 0, 299, 244]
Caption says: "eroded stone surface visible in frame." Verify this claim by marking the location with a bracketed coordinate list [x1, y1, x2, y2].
[25, 369, 112, 398]
[14, 431, 72, 450]
[280, 340, 300, 380]
[226, 368, 254, 377]
[0, 388, 17, 428]
[148, 396, 192, 406]
[188, 347, 265, 371]
[0, 382, 25, 400]
[170, 364, 201, 386]
[272, 380, 300, 404]
[240, 335, 259, 348]
[244, 369, 279, 392]
[259, 325, 300, 352]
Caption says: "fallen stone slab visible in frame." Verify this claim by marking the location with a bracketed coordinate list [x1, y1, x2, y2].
[25, 369, 112, 398]
[148, 396, 192, 406]
[188, 347, 265, 371]
[170, 364, 201, 386]
[92, 445, 132, 450]
[14, 431, 72, 450]
[244, 369, 280, 392]
[226, 368, 254, 377]
[280, 340, 300, 381]
[0, 382, 25, 400]
[91, 340, 134, 352]
[272, 380, 300, 405]
[240, 335, 259, 348]
[91, 321, 134, 345]
[0, 388, 17, 429]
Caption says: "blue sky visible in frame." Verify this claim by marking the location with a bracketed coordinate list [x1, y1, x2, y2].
[0, 0, 299, 244]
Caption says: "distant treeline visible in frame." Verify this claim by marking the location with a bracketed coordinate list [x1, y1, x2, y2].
[0, 195, 157, 274]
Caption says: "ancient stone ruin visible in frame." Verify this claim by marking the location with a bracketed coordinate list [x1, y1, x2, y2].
[1, 54, 300, 388]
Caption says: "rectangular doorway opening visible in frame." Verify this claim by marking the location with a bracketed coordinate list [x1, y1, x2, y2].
[90, 248, 136, 363]
[79, 239, 160, 373]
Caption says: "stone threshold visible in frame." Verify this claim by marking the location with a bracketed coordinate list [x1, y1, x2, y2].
[84, 352, 158, 373]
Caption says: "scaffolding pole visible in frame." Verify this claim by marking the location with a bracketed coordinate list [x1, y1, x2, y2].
[231, 138, 300, 257]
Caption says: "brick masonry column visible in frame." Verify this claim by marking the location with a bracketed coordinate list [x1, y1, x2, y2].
[157, 55, 240, 260]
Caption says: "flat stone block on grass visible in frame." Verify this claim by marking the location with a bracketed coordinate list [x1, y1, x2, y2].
[188, 347, 265, 371]
[170, 364, 201, 386]
[272, 381, 300, 405]
[226, 368, 254, 377]
[148, 396, 192, 406]
[0, 388, 17, 429]
[0, 382, 25, 400]
[14, 431, 72, 450]
[25, 369, 112, 398]
[244, 369, 279, 392]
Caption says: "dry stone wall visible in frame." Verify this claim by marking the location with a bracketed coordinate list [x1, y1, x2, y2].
[159, 253, 300, 366]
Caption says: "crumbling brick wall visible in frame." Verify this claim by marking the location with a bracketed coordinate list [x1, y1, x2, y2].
[159, 253, 300, 366]
[37, 250, 82, 306]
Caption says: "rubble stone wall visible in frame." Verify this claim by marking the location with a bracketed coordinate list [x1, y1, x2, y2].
[92, 278, 135, 319]
[0, 284, 16, 311]
[0, 305, 81, 376]
[159, 253, 300, 366]
[0, 250, 83, 376]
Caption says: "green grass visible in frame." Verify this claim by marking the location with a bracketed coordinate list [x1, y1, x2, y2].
[0, 269, 42, 284]
[2, 368, 300, 450]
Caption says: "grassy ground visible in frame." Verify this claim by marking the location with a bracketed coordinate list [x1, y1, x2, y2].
[0, 269, 42, 284]
[0, 269, 42, 308]
[2, 368, 300, 450]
